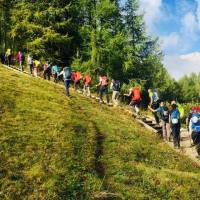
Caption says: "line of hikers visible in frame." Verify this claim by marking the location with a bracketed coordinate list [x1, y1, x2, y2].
[148, 89, 200, 157]
[2, 53, 200, 157]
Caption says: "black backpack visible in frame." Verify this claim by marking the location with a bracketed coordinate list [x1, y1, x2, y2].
[112, 80, 121, 91]
[161, 106, 169, 122]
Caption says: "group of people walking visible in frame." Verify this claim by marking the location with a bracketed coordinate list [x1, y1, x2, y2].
[2, 49, 200, 157]
[148, 89, 200, 157]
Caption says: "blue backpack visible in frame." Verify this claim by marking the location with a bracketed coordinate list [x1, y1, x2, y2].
[152, 91, 160, 103]
[63, 67, 72, 80]
[171, 109, 180, 125]
[191, 113, 200, 132]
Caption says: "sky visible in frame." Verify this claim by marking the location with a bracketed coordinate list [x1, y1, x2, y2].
[137, 0, 200, 80]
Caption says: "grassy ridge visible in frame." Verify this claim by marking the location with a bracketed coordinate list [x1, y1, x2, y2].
[0, 66, 200, 199]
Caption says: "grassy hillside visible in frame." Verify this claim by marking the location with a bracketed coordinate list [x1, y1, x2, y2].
[1, 65, 200, 200]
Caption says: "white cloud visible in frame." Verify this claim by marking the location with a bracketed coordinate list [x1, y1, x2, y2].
[196, 0, 200, 29]
[164, 52, 200, 80]
[138, 0, 162, 33]
[160, 32, 180, 49]
[137, 0, 200, 79]
[180, 52, 200, 63]
[181, 12, 198, 35]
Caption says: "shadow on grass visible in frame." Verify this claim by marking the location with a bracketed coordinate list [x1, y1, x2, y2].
[93, 123, 106, 179]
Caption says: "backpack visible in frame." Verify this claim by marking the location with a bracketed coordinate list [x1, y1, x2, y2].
[161, 106, 169, 122]
[71, 71, 76, 81]
[171, 109, 180, 125]
[152, 91, 160, 103]
[63, 67, 72, 80]
[75, 72, 82, 81]
[112, 80, 120, 91]
[132, 87, 141, 101]
[177, 103, 184, 119]
[191, 113, 200, 132]
[85, 75, 91, 84]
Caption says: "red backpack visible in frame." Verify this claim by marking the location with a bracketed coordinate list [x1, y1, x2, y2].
[75, 72, 82, 81]
[85, 75, 91, 84]
[132, 87, 141, 101]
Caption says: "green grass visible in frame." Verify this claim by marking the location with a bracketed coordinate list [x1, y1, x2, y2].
[1, 65, 200, 200]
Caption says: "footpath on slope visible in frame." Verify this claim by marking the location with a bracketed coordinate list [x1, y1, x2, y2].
[1, 64, 200, 166]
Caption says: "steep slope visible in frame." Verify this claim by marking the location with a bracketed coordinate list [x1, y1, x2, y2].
[0, 65, 200, 200]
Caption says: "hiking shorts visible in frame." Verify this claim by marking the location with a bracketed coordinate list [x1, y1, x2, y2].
[64, 80, 70, 89]
[130, 100, 140, 108]
[100, 85, 108, 94]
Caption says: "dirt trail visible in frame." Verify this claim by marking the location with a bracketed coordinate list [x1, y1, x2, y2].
[172, 129, 199, 162]
[137, 114, 200, 166]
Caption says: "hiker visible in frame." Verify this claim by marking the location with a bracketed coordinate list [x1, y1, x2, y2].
[186, 107, 197, 134]
[33, 60, 40, 77]
[27, 54, 34, 75]
[125, 87, 141, 116]
[96, 78, 101, 98]
[71, 71, 76, 82]
[110, 79, 121, 106]
[59, 66, 72, 96]
[43, 60, 51, 80]
[5, 49, 12, 67]
[83, 74, 92, 97]
[0, 53, 4, 64]
[74, 71, 83, 91]
[52, 64, 59, 83]
[149, 101, 170, 141]
[148, 89, 160, 124]
[170, 103, 181, 149]
[190, 110, 200, 157]
[97, 75, 109, 104]
[16, 51, 23, 71]
[171, 100, 184, 119]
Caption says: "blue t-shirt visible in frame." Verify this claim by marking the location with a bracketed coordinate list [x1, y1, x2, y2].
[156, 107, 162, 113]
[52, 65, 59, 73]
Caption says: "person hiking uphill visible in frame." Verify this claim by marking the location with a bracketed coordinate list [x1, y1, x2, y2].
[59, 66, 72, 96]
[16, 51, 23, 71]
[148, 89, 160, 125]
[124, 87, 141, 116]
[149, 101, 170, 141]
[170, 103, 181, 149]
[83, 74, 92, 97]
[33, 59, 40, 77]
[186, 106, 200, 144]
[97, 75, 110, 104]
[110, 79, 121, 106]
[74, 71, 83, 91]
[190, 110, 200, 157]
[5, 49, 12, 67]
[43, 60, 51, 80]
[52, 64, 59, 83]
[27, 54, 34, 75]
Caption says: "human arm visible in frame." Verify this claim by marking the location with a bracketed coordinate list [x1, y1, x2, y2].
[124, 90, 132, 97]
[148, 106, 158, 113]
[58, 70, 63, 76]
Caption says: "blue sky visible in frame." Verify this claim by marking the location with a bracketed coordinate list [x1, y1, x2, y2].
[137, 0, 200, 79]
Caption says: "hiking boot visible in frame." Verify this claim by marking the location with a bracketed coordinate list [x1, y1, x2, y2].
[196, 155, 200, 159]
